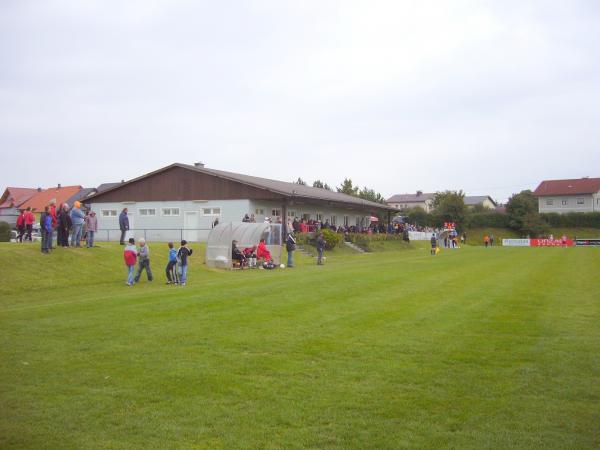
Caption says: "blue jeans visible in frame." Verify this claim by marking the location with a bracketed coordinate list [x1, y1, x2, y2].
[86, 231, 95, 247]
[287, 250, 294, 267]
[71, 223, 83, 247]
[41, 229, 52, 252]
[126, 265, 135, 285]
[180, 265, 188, 284]
[317, 249, 324, 264]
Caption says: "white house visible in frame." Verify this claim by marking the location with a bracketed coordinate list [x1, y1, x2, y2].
[533, 177, 600, 213]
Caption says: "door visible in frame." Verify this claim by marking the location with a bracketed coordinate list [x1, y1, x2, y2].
[184, 211, 199, 242]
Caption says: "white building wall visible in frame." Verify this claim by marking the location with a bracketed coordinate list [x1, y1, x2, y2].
[250, 201, 372, 228]
[89, 199, 251, 242]
[537, 194, 596, 213]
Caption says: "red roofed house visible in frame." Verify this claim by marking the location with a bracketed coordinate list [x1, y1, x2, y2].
[533, 177, 600, 213]
[20, 185, 83, 220]
[0, 187, 39, 227]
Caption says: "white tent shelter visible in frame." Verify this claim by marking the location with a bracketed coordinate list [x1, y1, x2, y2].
[205, 222, 282, 269]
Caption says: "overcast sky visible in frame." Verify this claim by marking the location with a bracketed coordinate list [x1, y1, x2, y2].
[1, 0, 599, 202]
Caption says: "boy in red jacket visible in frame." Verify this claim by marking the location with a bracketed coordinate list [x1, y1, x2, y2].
[124, 238, 137, 286]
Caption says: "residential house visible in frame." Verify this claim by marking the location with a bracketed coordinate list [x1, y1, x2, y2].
[533, 177, 600, 213]
[386, 191, 435, 212]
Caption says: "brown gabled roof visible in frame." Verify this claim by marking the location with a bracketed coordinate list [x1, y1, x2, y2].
[533, 178, 600, 196]
[20, 185, 83, 212]
[0, 187, 38, 209]
[87, 163, 395, 212]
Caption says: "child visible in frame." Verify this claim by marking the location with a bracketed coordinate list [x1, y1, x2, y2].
[124, 238, 137, 286]
[166, 242, 179, 284]
[134, 238, 153, 283]
[177, 240, 193, 286]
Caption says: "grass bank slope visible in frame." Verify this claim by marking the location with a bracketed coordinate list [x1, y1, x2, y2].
[1, 243, 599, 448]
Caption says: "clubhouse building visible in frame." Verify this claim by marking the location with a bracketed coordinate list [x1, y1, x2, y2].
[87, 163, 395, 242]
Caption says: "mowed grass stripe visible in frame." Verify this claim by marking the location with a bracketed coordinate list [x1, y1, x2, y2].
[0, 243, 599, 448]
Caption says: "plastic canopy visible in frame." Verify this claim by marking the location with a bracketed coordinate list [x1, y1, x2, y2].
[205, 222, 282, 268]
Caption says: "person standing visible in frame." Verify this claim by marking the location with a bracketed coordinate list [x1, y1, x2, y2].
[286, 231, 296, 268]
[57, 204, 72, 247]
[316, 232, 326, 265]
[70, 201, 85, 247]
[430, 233, 437, 256]
[134, 238, 153, 283]
[16, 210, 26, 243]
[41, 206, 53, 253]
[85, 211, 98, 248]
[124, 238, 137, 286]
[177, 240, 193, 286]
[119, 208, 129, 245]
[48, 199, 57, 249]
[24, 207, 34, 241]
[490, 233, 495, 247]
[165, 242, 179, 284]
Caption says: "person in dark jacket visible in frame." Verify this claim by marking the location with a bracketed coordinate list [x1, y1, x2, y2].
[430, 234, 437, 256]
[177, 240, 193, 285]
[316, 233, 326, 265]
[285, 232, 296, 268]
[57, 204, 72, 247]
[119, 208, 129, 245]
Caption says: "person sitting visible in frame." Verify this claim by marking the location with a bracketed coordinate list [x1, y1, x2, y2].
[231, 240, 247, 268]
[256, 238, 272, 266]
[243, 245, 257, 268]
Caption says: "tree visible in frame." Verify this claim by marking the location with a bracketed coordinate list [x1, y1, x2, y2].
[506, 190, 547, 237]
[312, 180, 332, 191]
[337, 178, 358, 196]
[358, 186, 386, 204]
[433, 190, 466, 225]
[406, 207, 429, 226]
[294, 177, 307, 186]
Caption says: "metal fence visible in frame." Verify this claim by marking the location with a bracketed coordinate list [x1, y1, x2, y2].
[94, 228, 213, 243]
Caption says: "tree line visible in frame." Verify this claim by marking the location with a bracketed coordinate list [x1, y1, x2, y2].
[293, 177, 386, 204]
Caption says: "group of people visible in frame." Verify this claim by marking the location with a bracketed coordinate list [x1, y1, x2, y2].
[15, 200, 99, 253]
[123, 239, 193, 286]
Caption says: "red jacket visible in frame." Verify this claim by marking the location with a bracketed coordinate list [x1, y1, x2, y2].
[124, 245, 137, 266]
[16, 213, 25, 227]
[256, 242, 271, 261]
[24, 211, 35, 225]
[49, 205, 57, 227]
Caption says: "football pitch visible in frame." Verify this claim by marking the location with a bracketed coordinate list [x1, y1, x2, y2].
[1, 242, 599, 449]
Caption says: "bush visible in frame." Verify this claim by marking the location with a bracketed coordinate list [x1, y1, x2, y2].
[347, 233, 405, 251]
[466, 212, 510, 229]
[541, 212, 600, 228]
[320, 228, 343, 250]
[0, 221, 11, 242]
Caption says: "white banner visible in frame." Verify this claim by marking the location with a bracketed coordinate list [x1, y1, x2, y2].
[502, 239, 530, 247]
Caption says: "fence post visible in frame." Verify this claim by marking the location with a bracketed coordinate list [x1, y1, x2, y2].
[144, 229, 147, 241]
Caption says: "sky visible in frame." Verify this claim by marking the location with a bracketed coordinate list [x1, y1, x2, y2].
[1, 0, 599, 203]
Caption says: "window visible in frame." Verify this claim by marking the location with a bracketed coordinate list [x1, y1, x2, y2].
[344, 216, 349, 226]
[139, 208, 156, 216]
[161, 207, 180, 216]
[101, 209, 117, 217]
[577, 198, 584, 205]
[203, 207, 221, 216]
[287, 211, 296, 217]
[255, 208, 264, 215]
[546, 199, 553, 206]
[302, 213, 310, 221]
[316, 213, 323, 221]
[561, 199, 568, 206]
[271, 209, 281, 217]
[330, 216, 337, 226]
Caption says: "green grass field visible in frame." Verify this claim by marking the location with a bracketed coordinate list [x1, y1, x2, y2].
[1, 241, 599, 449]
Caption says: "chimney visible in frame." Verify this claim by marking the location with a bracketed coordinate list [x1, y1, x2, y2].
[416, 190, 423, 196]
[194, 162, 205, 168]
[121, 179, 125, 183]
[57, 183, 61, 189]
[37, 187, 42, 192]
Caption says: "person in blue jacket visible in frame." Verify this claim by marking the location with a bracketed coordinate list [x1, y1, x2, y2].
[41, 206, 53, 254]
[70, 201, 85, 247]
